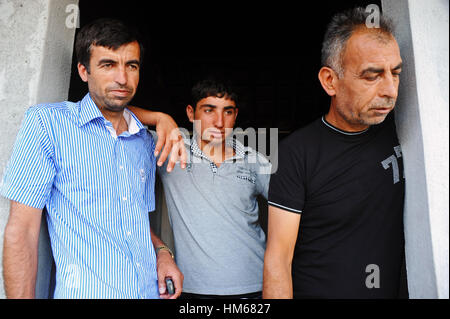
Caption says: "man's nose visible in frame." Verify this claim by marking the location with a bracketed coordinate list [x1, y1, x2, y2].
[214, 113, 224, 128]
[380, 74, 398, 99]
[114, 65, 128, 86]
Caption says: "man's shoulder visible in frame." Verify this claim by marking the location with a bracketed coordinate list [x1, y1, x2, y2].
[26, 100, 77, 120]
[240, 145, 270, 164]
[280, 116, 323, 150]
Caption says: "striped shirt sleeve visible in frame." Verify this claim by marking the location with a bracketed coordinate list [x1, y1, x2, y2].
[1, 106, 56, 209]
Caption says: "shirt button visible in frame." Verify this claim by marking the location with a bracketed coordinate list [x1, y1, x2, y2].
[127, 231, 131, 236]
[123, 196, 127, 201]
[119, 165, 124, 170]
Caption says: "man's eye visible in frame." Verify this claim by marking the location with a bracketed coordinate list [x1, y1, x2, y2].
[204, 109, 212, 113]
[102, 63, 112, 69]
[365, 75, 379, 81]
[128, 64, 139, 71]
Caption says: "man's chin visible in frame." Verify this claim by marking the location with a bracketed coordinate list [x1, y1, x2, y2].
[200, 136, 226, 147]
[206, 138, 224, 146]
[104, 99, 131, 112]
[362, 113, 390, 126]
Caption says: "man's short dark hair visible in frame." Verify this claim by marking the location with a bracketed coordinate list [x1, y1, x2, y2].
[191, 77, 239, 109]
[321, 7, 394, 77]
[75, 18, 144, 73]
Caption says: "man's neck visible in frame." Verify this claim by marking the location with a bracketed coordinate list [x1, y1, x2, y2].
[326, 105, 369, 132]
[101, 108, 128, 136]
[197, 137, 235, 167]
[90, 94, 129, 135]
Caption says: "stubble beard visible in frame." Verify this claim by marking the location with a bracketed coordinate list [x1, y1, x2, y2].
[337, 97, 396, 128]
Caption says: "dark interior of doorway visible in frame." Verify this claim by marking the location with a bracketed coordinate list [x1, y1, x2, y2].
[69, 0, 382, 135]
[63, 0, 408, 299]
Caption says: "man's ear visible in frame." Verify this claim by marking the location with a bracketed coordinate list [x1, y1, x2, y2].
[186, 105, 195, 123]
[318, 66, 338, 97]
[77, 62, 89, 83]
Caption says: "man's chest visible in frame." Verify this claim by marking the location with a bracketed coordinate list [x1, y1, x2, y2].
[305, 135, 405, 211]
[52, 124, 155, 194]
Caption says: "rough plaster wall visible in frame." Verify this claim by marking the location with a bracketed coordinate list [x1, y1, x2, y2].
[407, 0, 449, 299]
[0, 0, 78, 298]
[382, 0, 449, 298]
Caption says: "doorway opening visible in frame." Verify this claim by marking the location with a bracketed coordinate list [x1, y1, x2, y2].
[69, 0, 381, 136]
[63, 0, 409, 299]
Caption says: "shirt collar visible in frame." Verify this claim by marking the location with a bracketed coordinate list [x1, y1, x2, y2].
[122, 108, 145, 135]
[77, 93, 145, 135]
[78, 93, 104, 127]
[188, 133, 248, 161]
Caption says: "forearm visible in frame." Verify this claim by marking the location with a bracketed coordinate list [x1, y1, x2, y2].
[150, 228, 173, 258]
[150, 228, 166, 249]
[263, 207, 299, 299]
[263, 251, 293, 298]
[128, 106, 163, 126]
[3, 226, 38, 298]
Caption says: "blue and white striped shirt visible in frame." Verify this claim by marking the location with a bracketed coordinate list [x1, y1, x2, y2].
[1, 93, 159, 299]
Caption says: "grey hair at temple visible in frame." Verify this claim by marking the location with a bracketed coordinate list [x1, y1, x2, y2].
[321, 6, 395, 77]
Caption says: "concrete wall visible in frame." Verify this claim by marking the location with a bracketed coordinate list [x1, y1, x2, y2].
[382, 0, 449, 299]
[0, 0, 78, 298]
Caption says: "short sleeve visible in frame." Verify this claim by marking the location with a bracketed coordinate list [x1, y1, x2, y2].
[254, 152, 272, 200]
[268, 138, 305, 214]
[0, 107, 56, 209]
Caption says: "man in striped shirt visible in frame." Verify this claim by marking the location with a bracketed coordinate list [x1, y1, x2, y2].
[1, 19, 184, 299]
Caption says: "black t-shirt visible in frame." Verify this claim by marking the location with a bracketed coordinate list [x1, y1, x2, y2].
[268, 114, 405, 298]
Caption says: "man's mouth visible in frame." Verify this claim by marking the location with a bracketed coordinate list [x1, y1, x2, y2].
[208, 131, 224, 139]
[109, 89, 132, 98]
[371, 107, 392, 114]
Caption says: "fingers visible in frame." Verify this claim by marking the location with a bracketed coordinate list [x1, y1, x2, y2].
[158, 139, 172, 167]
[166, 140, 187, 172]
[158, 274, 183, 299]
[178, 139, 187, 169]
[158, 275, 167, 297]
[154, 127, 187, 172]
[154, 133, 165, 158]
[171, 273, 184, 299]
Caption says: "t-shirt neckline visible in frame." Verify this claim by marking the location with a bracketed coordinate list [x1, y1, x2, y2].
[321, 116, 370, 136]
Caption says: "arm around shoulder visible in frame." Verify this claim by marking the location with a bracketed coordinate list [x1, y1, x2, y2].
[128, 106, 187, 172]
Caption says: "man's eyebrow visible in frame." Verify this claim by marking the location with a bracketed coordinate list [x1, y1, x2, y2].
[98, 59, 117, 66]
[126, 59, 140, 66]
[97, 59, 140, 66]
[360, 62, 403, 76]
[199, 104, 236, 109]
[360, 67, 384, 76]
[392, 62, 403, 71]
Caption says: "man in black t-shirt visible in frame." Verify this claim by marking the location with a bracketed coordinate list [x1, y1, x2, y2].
[263, 8, 405, 298]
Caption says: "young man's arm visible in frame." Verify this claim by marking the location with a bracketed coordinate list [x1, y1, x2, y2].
[128, 106, 186, 172]
[150, 229, 184, 299]
[263, 205, 301, 299]
[3, 201, 42, 298]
